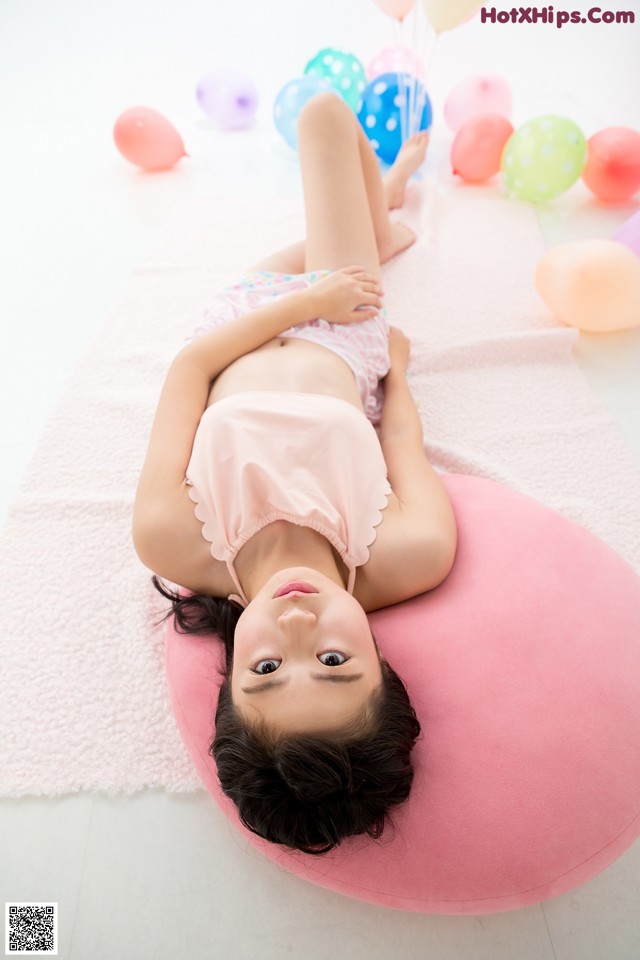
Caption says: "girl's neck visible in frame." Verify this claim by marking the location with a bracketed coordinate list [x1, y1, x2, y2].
[232, 520, 348, 601]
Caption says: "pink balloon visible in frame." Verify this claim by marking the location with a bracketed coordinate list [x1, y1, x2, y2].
[372, 0, 416, 20]
[113, 106, 187, 172]
[444, 74, 512, 133]
[367, 46, 427, 82]
[196, 68, 258, 129]
[582, 127, 640, 203]
[612, 209, 640, 258]
[451, 113, 514, 182]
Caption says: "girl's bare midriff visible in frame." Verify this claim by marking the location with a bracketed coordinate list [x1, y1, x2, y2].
[206, 336, 365, 412]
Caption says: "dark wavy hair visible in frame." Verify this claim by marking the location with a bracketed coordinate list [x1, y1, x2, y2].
[153, 575, 421, 855]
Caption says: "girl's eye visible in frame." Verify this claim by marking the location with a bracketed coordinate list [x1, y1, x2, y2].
[318, 651, 349, 667]
[252, 659, 282, 675]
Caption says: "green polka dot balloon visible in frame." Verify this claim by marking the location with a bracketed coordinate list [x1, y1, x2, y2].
[501, 115, 587, 202]
[303, 48, 367, 113]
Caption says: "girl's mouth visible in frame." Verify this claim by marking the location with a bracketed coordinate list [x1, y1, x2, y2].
[272, 581, 319, 599]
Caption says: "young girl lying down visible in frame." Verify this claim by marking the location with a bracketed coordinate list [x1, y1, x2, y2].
[133, 92, 457, 855]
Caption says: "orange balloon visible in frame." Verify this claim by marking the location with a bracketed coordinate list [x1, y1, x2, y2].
[113, 106, 187, 172]
[582, 127, 640, 202]
[451, 113, 513, 182]
[372, 0, 415, 19]
[535, 239, 640, 333]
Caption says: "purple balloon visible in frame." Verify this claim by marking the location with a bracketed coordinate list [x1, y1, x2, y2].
[612, 209, 640, 258]
[196, 68, 258, 129]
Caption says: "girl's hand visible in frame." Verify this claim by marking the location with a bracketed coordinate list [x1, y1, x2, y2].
[387, 326, 411, 373]
[308, 266, 384, 325]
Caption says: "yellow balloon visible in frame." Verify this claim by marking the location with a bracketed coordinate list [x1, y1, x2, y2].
[421, 0, 483, 31]
[535, 240, 640, 333]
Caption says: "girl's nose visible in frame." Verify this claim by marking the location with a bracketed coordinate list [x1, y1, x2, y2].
[277, 607, 317, 629]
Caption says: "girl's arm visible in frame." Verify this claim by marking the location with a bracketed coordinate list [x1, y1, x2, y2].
[361, 328, 457, 608]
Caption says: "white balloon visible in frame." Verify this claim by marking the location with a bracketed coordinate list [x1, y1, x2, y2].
[421, 0, 483, 31]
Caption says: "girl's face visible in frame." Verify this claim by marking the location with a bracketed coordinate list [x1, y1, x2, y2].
[230, 567, 383, 734]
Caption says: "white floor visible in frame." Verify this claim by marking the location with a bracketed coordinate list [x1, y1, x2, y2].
[1, 1, 640, 957]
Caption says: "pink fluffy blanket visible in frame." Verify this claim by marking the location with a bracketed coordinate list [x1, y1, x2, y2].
[1, 185, 639, 797]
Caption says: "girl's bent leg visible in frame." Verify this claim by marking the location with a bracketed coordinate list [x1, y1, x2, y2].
[297, 92, 383, 280]
[247, 94, 426, 275]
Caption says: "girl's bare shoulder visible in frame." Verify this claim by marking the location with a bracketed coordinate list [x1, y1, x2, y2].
[133, 483, 236, 598]
[354, 494, 454, 612]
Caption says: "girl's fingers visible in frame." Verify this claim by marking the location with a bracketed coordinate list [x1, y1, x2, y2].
[347, 265, 383, 286]
[361, 279, 385, 297]
[350, 309, 379, 322]
[341, 265, 385, 295]
[364, 292, 384, 306]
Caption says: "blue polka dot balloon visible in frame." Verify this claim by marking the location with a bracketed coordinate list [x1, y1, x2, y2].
[358, 72, 432, 165]
[273, 75, 334, 151]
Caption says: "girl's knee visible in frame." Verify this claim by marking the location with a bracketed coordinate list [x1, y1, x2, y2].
[298, 92, 352, 132]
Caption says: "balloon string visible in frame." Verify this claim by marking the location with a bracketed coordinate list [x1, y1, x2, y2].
[410, 1, 418, 136]
[393, 18, 408, 144]
[418, 13, 439, 134]
[391, 18, 397, 141]
[418, 7, 428, 134]
[405, 16, 411, 140]
[408, 2, 427, 137]
[426, 24, 440, 88]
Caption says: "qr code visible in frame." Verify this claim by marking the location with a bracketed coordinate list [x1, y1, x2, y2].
[5, 903, 58, 955]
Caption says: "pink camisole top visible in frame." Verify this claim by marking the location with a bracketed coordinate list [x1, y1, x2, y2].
[185, 391, 392, 606]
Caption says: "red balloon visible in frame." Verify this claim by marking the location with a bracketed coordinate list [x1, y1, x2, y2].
[113, 106, 187, 172]
[451, 113, 514, 183]
[582, 127, 640, 203]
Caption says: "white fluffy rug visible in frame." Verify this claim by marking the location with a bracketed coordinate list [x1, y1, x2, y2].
[1, 182, 639, 797]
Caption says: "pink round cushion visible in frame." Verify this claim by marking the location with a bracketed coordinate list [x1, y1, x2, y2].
[165, 474, 640, 914]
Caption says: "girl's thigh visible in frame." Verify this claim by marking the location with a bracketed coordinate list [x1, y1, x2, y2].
[297, 93, 381, 281]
